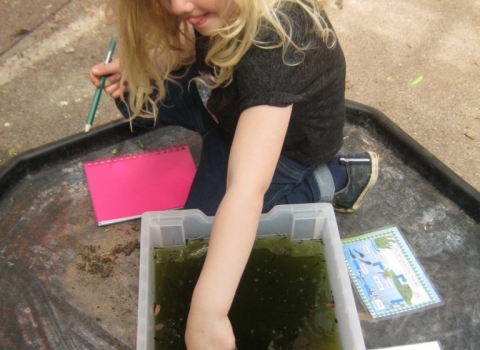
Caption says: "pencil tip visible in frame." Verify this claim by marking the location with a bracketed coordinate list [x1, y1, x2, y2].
[85, 124, 91, 133]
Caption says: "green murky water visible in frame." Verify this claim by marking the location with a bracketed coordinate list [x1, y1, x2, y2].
[154, 236, 341, 349]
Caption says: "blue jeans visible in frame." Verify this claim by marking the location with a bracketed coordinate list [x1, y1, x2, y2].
[115, 67, 334, 216]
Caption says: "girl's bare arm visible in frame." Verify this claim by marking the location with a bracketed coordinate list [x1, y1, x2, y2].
[185, 104, 293, 349]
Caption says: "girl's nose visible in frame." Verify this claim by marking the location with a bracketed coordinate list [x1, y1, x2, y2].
[170, 0, 195, 16]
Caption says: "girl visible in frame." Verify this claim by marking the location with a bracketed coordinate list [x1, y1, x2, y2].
[90, 0, 378, 348]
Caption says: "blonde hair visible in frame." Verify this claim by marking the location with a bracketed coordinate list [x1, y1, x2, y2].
[108, 0, 335, 121]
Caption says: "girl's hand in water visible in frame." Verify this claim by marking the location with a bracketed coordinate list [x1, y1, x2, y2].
[185, 309, 236, 350]
[89, 58, 126, 99]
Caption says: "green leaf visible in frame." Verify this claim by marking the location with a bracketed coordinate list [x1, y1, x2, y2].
[411, 76, 424, 86]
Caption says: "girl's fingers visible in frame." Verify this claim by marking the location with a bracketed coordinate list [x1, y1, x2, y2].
[104, 81, 129, 99]
[89, 58, 121, 87]
[104, 81, 121, 96]
[104, 74, 122, 91]
[111, 89, 122, 99]
[89, 69, 101, 86]
[89, 58, 127, 99]
[107, 74, 122, 85]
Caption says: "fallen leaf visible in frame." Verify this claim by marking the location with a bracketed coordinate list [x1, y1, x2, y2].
[123, 239, 139, 256]
[14, 28, 30, 37]
[154, 304, 161, 316]
[135, 139, 146, 150]
[154, 323, 164, 331]
[130, 221, 140, 231]
[464, 131, 476, 140]
[411, 76, 424, 86]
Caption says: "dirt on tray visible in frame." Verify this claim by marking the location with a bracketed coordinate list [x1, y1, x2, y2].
[75, 238, 140, 278]
[63, 220, 142, 348]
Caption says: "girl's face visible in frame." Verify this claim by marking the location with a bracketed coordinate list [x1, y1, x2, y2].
[157, 0, 237, 36]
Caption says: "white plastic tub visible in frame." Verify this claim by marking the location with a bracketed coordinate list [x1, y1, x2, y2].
[137, 203, 366, 350]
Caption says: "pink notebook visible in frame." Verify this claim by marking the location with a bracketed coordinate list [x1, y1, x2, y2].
[84, 146, 196, 226]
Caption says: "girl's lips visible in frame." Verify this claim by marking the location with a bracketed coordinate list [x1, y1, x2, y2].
[187, 13, 209, 26]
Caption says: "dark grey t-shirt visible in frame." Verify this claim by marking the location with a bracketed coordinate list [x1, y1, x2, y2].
[196, 5, 346, 166]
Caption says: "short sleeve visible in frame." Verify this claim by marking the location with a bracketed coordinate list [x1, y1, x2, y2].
[201, 5, 347, 166]
[235, 8, 336, 113]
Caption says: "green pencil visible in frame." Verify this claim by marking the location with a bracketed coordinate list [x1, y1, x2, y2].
[85, 37, 117, 133]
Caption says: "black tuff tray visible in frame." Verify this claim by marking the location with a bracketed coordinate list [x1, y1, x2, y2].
[1, 101, 479, 350]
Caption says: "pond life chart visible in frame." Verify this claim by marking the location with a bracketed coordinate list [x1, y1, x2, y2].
[342, 226, 442, 319]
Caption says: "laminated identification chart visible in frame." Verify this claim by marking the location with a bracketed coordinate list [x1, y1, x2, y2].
[342, 226, 442, 319]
